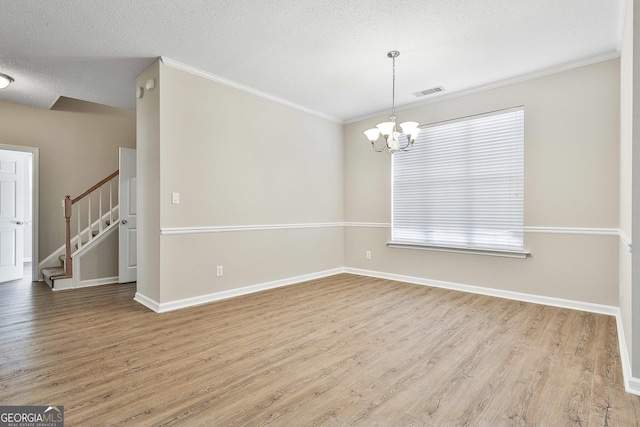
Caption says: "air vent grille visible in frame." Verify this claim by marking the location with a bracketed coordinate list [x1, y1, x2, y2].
[413, 86, 445, 97]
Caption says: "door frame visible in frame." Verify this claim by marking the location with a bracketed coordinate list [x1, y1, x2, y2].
[0, 144, 39, 280]
[118, 147, 137, 283]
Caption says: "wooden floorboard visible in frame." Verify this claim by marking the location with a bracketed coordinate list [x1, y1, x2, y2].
[1, 273, 639, 426]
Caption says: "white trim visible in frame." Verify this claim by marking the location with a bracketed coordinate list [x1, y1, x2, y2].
[524, 226, 619, 235]
[0, 144, 39, 281]
[343, 222, 391, 228]
[629, 377, 640, 395]
[159, 223, 632, 247]
[619, 229, 632, 251]
[136, 268, 343, 313]
[160, 222, 343, 235]
[344, 267, 618, 316]
[160, 57, 342, 124]
[75, 276, 119, 289]
[134, 292, 161, 312]
[345, 51, 621, 124]
[614, 310, 640, 395]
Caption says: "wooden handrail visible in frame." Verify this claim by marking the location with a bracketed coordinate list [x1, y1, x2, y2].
[63, 196, 72, 277]
[63, 170, 120, 277]
[71, 170, 119, 204]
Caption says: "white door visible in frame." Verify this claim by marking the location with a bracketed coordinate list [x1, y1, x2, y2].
[119, 148, 137, 283]
[0, 151, 24, 282]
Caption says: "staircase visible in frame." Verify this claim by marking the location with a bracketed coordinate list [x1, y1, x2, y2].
[41, 171, 119, 289]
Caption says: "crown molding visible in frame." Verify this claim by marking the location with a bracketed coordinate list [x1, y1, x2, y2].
[160, 56, 343, 124]
[345, 51, 621, 124]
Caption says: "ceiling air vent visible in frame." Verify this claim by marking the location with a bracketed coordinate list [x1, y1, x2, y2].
[412, 86, 445, 97]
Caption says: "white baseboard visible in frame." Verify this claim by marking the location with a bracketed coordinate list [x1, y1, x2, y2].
[134, 292, 161, 312]
[344, 267, 618, 316]
[613, 310, 640, 396]
[135, 268, 344, 313]
[76, 276, 119, 289]
[629, 377, 640, 395]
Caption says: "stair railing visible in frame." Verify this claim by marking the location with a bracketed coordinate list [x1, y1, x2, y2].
[60, 170, 119, 278]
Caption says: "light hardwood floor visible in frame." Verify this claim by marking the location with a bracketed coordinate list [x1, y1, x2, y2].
[1, 273, 639, 426]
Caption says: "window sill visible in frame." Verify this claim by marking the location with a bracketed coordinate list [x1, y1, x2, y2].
[387, 242, 530, 259]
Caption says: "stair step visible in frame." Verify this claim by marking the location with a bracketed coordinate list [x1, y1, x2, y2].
[58, 254, 65, 265]
[41, 266, 66, 288]
[41, 266, 65, 277]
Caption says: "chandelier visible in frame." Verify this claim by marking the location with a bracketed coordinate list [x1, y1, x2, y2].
[363, 51, 421, 153]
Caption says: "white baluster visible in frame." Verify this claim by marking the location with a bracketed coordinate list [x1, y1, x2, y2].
[88, 194, 92, 243]
[99, 187, 103, 233]
[77, 203, 81, 250]
[109, 180, 113, 227]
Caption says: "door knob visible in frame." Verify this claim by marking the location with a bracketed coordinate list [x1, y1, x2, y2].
[121, 220, 128, 225]
[16, 221, 24, 225]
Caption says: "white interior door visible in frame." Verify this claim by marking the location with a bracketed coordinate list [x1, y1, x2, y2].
[119, 148, 137, 283]
[0, 151, 24, 283]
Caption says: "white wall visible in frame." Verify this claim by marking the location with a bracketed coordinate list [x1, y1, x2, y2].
[344, 59, 621, 306]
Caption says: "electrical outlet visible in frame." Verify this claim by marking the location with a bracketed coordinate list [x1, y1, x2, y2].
[216, 266, 223, 277]
[366, 251, 372, 259]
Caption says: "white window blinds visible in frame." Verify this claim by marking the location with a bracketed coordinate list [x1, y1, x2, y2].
[391, 106, 524, 253]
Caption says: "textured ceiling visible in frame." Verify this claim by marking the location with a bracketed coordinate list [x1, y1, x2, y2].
[0, 0, 626, 122]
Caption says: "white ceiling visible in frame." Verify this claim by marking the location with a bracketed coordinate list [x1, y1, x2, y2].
[0, 0, 626, 123]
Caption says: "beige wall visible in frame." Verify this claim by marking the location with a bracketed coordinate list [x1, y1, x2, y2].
[345, 59, 621, 306]
[136, 60, 344, 305]
[0, 99, 136, 264]
[79, 231, 118, 280]
[136, 61, 161, 302]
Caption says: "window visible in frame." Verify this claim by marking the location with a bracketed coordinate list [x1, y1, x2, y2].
[391, 106, 525, 256]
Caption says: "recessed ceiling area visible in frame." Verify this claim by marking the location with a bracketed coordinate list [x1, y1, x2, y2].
[0, 0, 626, 122]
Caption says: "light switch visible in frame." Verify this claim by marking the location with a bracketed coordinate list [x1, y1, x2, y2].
[172, 192, 180, 204]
